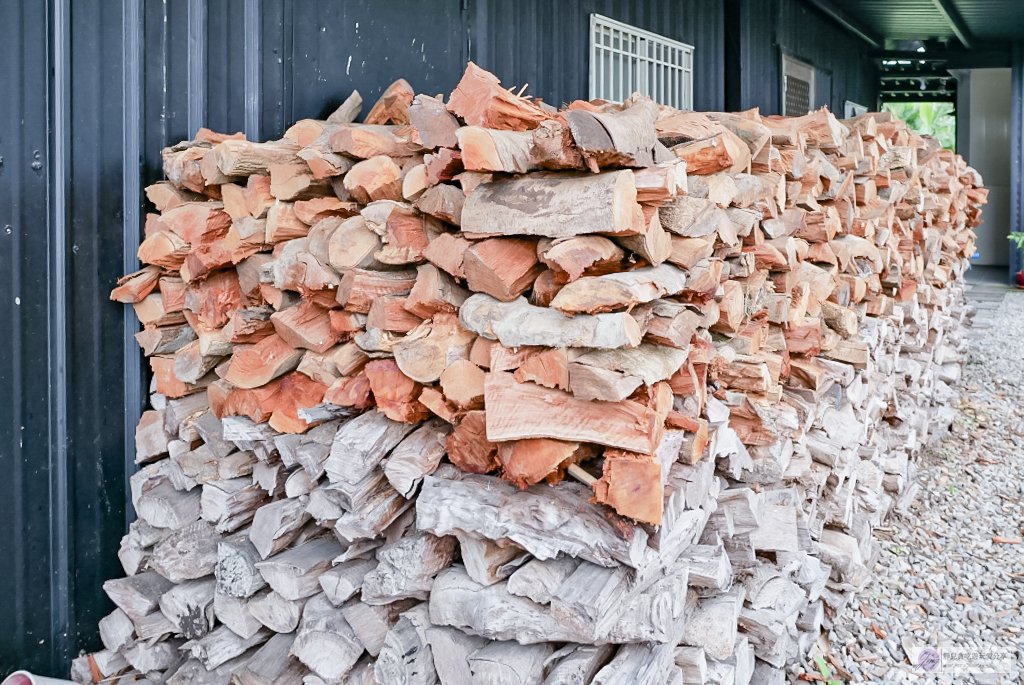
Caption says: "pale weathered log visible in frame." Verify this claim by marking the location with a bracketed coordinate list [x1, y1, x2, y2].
[384, 417, 452, 496]
[213, 589, 263, 639]
[254, 536, 344, 601]
[232, 631, 306, 685]
[549, 264, 687, 315]
[468, 641, 554, 685]
[249, 497, 312, 559]
[103, 571, 176, 623]
[180, 624, 272, 670]
[216, 532, 268, 598]
[150, 520, 221, 583]
[506, 555, 581, 605]
[461, 171, 640, 238]
[425, 625, 488, 685]
[249, 590, 308, 633]
[567, 97, 660, 168]
[374, 603, 437, 685]
[160, 577, 216, 640]
[417, 469, 649, 568]
[361, 531, 457, 604]
[324, 410, 418, 485]
[543, 644, 616, 685]
[319, 557, 378, 606]
[292, 593, 364, 682]
[459, 294, 642, 350]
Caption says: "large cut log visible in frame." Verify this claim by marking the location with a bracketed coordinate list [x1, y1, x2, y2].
[461, 171, 641, 238]
[567, 98, 661, 169]
[548, 264, 687, 315]
[291, 593, 364, 682]
[417, 468, 650, 568]
[459, 294, 642, 349]
[483, 371, 670, 455]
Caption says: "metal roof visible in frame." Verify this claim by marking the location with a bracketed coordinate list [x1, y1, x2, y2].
[826, 0, 1024, 45]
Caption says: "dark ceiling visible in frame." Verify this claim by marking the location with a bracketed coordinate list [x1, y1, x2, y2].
[824, 0, 1024, 47]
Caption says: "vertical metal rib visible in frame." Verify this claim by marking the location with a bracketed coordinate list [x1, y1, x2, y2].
[49, 0, 72, 670]
[188, 0, 207, 137]
[244, 0, 262, 141]
[122, 0, 143, 529]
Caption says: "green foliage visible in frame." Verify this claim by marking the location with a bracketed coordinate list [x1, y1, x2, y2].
[815, 656, 843, 685]
[882, 102, 957, 151]
[1008, 232, 1024, 251]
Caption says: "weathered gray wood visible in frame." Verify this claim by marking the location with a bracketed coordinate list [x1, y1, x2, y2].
[417, 470, 650, 569]
[133, 608, 177, 642]
[361, 532, 457, 604]
[461, 171, 640, 239]
[233, 631, 307, 685]
[150, 521, 221, 583]
[136, 479, 202, 529]
[469, 641, 554, 685]
[255, 537, 344, 601]
[678, 544, 733, 590]
[249, 497, 312, 559]
[342, 599, 418, 658]
[324, 410, 418, 485]
[506, 555, 580, 605]
[201, 477, 268, 533]
[249, 590, 309, 634]
[459, 294, 642, 350]
[122, 637, 184, 672]
[327, 90, 363, 125]
[429, 566, 581, 644]
[384, 418, 452, 497]
[181, 624, 271, 670]
[332, 478, 413, 543]
[681, 589, 745, 661]
[549, 264, 688, 315]
[319, 558, 378, 606]
[549, 562, 631, 640]
[567, 98, 660, 168]
[374, 603, 437, 685]
[216, 532, 268, 598]
[103, 571, 174, 623]
[456, 534, 529, 587]
[159, 577, 216, 639]
[591, 642, 679, 685]
[213, 589, 263, 639]
[425, 625, 488, 685]
[292, 593, 365, 682]
[541, 644, 616, 685]
[98, 607, 135, 652]
[673, 646, 707, 685]
[274, 420, 339, 479]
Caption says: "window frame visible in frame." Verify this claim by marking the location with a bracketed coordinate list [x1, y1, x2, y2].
[782, 54, 816, 116]
[589, 14, 694, 110]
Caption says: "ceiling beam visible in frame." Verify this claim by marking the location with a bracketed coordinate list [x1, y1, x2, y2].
[803, 0, 883, 48]
[931, 0, 973, 49]
[874, 50, 1011, 69]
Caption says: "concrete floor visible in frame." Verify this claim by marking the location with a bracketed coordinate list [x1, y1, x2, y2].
[966, 264, 1015, 286]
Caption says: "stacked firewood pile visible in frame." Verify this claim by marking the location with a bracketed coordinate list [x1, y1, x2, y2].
[78, 62, 985, 685]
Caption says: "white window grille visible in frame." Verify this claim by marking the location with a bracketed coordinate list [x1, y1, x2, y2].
[589, 14, 694, 110]
[845, 100, 868, 118]
[782, 54, 815, 116]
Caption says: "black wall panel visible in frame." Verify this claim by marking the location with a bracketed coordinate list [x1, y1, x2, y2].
[726, 0, 878, 115]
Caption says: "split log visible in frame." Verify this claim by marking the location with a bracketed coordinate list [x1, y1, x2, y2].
[223, 334, 304, 389]
[567, 98, 660, 168]
[292, 593, 364, 682]
[344, 155, 404, 204]
[214, 139, 301, 177]
[324, 409, 418, 485]
[457, 126, 538, 174]
[463, 238, 545, 301]
[393, 316, 477, 383]
[549, 264, 687, 315]
[446, 410, 499, 474]
[462, 171, 641, 239]
[539, 236, 626, 282]
[460, 294, 642, 349]
[418, 469, 649, 568]
[365, 78, 415, 125]
[593, 450, 664, 525]
[361, 532, 457, 604]
[409, 94, 460, 149]
[374, 603, 438, 685]
[254, 537, 343, 600]
[468, 641, 553, 685]
[447, 61, 554, 131]
[497, 438, 581, 489]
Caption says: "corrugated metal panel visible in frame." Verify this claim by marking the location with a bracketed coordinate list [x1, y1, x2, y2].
[730, 0, 877, 115]
[0, 0, 130, 676]
[472, 0, 725, 112]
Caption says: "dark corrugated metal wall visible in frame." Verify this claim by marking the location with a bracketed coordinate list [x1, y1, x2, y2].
[0, 0, 889, 676]
[0, 0, 131, 675]
[725, 0, 878, 114]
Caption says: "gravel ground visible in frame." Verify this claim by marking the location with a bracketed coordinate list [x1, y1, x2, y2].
[823, 288, 1024, 685]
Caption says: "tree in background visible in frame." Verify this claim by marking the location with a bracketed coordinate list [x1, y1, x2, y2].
[882, 102, 956, 151]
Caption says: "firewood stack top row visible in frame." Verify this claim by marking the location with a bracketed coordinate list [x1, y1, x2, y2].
[84, 60, 984, 685]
